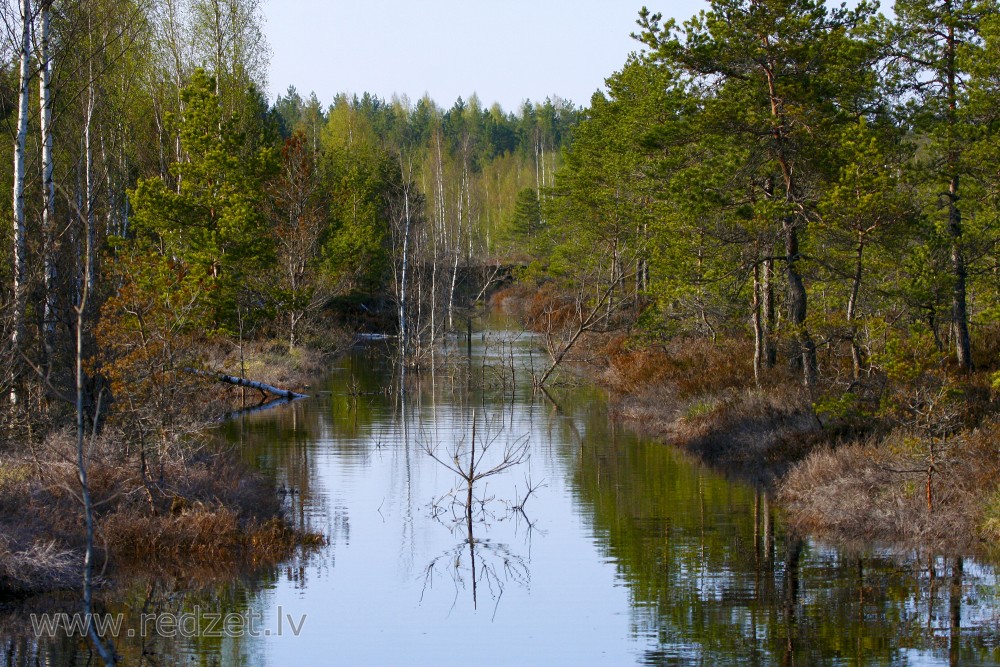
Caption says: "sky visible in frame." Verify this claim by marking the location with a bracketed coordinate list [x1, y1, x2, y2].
[262, 0, 708, 113]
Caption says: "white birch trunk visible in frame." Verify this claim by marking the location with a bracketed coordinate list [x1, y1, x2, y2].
[41, 1, 56, 359]
[399, 173, 412, 359]
[73, 111, 117, 666]
[432, 133, 446, 342]
[448, 168, 464, 331]
[85, 63, 97, 300]
[11, 0, 32, 401]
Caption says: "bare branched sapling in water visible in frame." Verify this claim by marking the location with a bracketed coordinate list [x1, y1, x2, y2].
[421, 409, 531, 613]
[422, 409, 530, 521]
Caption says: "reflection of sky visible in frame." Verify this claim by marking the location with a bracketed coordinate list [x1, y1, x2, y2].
[247, 362, 642, 666]
[5, 324, 1000, 666]
[219, 327, 1000, 667]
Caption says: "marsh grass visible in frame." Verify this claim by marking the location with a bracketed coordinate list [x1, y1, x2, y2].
[780, 425, 1000, 552]
[0, 429, 321, 596]
[595, 334, 819, 485]
[581, 327, 1000, 550]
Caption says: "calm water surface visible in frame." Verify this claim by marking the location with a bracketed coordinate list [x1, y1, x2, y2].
[5, 320, 1000, 665]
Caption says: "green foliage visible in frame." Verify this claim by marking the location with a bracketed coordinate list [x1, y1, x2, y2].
[877, 326, 947, 385]
[873, 325, 973, 438]
[814, 391, 873, 432]
[128, 69, 276, 332]
[320, 100, 398, 292]
[509, 187, 541, 247]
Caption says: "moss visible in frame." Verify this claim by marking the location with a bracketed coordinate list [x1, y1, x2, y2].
[980, 486, 1000, 541]
[0, 464, 30, 490]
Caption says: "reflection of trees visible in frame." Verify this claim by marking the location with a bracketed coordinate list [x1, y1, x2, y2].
[0, 571, 280, 667]
[421, 515, 530, 616]
[421, 408, 534, 615]
[551, 389, 1000, 665]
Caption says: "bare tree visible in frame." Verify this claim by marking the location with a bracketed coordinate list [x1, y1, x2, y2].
[422, 409, 532, 613]
[535, 256, 637, 387]
[266, 131, 326, 350]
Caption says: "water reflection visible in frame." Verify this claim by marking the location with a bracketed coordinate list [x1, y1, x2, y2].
[559, 385, 1000, 665]
[4, 320, 1000, 665]
[419, 406, 539, 615]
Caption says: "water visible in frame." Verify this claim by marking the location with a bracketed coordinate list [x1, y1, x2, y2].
[5, 320, 1000, 665]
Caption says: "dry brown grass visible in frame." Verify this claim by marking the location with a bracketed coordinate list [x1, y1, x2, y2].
[600, 336, 755, 397]
[595, 334, 819, 484]
[612, 381, 821, 486]
[0, 535, 77, 593]
[780, 423, 1000, 552]
[0, 429, 321, 596]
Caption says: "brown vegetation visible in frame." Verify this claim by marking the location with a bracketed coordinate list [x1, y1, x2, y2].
[0, 429, 321, 596]
[561, 324, 1000, 553]
[0, 327, 343, 598]
[596, 336, 822, 486]
[780, 423, 1000, 552]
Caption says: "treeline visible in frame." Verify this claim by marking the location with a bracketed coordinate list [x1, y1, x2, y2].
[268, 88, 578, 360]
[536, 0, 1000, 417]
[0, 0, 579, 431]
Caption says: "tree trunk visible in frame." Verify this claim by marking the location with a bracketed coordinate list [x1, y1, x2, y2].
[185, 368, 308, 400]
[763, 37, 815, 387]
[785, 217, 817, 386]
[40, 0, 57, 364]
[847, 238, 864, 380]
[946, 15, 973, 371]
[949, 176, 973, 370]
[762, 256, 777, 368]
[85, 57, 97, 310]
[11, 0, 32, 401]
[75, 159, 117, 667]
[399, 173, 412, 359]
[447, 166, 464, 331]
[753, 263, 764, 386]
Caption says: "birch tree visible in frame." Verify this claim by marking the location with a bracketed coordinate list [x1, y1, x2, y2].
[39, 0, 56, 363]
[10, 0, 33, 398]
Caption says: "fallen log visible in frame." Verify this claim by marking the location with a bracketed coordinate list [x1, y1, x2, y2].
[184, 368, 308, 400]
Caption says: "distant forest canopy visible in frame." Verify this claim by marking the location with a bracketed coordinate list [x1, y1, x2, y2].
[272, 87, 579, 170]
[0, 0, 582, 412]
[268, 85, 580, 260]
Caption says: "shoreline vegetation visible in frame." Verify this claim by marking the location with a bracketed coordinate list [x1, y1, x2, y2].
[0, 329, 347, 598]
[494, 284, 1000, 556]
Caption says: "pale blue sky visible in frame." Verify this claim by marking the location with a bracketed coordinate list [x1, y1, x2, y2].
[263, 0, 708, 112]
